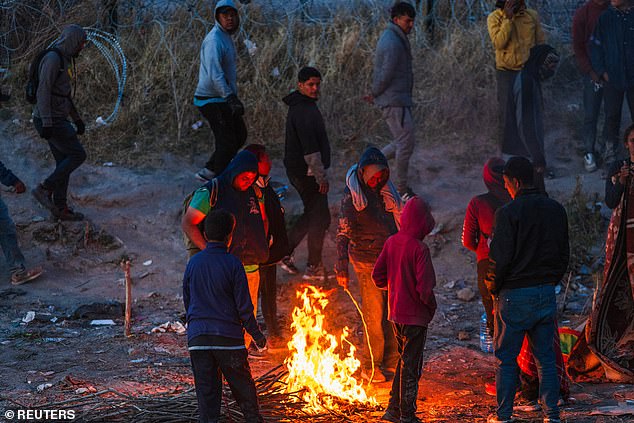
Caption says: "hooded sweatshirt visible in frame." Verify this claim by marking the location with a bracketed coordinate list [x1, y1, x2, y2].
[372, 22, 413, 107]
[194, 0, 239, 104]
[35, 24, 86, 127]
[462, 158, 511, 262]
[372, 197, 437, 327]
[336, 147, 398, 270]
[282, 90, 331, 179]
[189, 150, 268, 265]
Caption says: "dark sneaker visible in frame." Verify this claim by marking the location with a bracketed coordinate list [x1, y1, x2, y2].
[54, 207, 84, 221]
[11, 267, 43, 285]
[32, 184, 54, 211]
[302, 264, 334, 281]
[280, 256, 299, 275]
[381, 409, 400, 423]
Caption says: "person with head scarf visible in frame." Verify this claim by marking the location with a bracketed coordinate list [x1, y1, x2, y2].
[31, 24, 88, 221]
[335, 146, 403, 383]
[462, 157, 511, 334]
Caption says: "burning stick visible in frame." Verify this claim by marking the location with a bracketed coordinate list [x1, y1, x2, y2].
[121, 259, 132, 337]
[343, 287, 376, 383]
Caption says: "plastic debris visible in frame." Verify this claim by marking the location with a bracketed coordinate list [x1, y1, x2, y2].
[191, 120, 203, 130]
[103, 162, 114, 167]
[143, 260, 153, 266]
[22, 311, 36, 323]
[90, 319, 116, 326]
[244, 39, 257, 56]
[151, 321, 186, 335]
[32, 216, 46, 222]
[272, 67, 280, 78]
[130, 358, 145, 363]
[37, 383, 53, 392]
[95, 116, 107, 126]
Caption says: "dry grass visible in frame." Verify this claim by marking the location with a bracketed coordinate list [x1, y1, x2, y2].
[1, 1, 582, 172]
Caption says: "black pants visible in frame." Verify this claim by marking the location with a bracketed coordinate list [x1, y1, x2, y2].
[496, 69, 520, 154]
[603, 83, 634, 160]
[34, 118, 87, 208]
[387, 323, 427, 420]
[259, 263, 279, 336]
[286, 172, 330, 267]
[477, 259, 494, 334]
[190, 348, 263, 423]
[198, 102, 247, 175]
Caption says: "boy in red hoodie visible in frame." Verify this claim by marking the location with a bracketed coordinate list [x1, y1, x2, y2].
[372, 196, 437, 423]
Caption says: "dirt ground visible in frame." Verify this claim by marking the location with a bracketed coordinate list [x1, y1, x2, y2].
[0, 100, 632, 423]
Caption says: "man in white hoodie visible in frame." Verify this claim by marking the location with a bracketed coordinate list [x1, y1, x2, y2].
[193, 0, 247, 182]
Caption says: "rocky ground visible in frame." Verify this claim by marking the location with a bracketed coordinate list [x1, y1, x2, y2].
[0, 101, 632, 422]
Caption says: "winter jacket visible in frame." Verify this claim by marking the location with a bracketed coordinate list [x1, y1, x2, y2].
[371, 22, 413, 107]
[572, 0, 608, 76]
[336, 147, 398, 271]
[487, 8, 545, 71]
[591, 6, 634, 90]
[183, 242, 264, 343]
[485, 188, 569, 294]
[194, 0, 239, 103]
[34, 24, 86, 127]
[282, 90, 331, 181]
[372, 197, 437, 327]
[462, 158, 511, 263]
[256, 183, 290, 265]
[605, 159, 630, 209]
[188, 151, 268, 265]
[0, 160, 19, 189]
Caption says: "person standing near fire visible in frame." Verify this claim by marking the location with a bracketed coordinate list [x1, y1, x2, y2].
[183, 209, 266, 423]
[372, 196, 437, 423]
[485, 157, 569, 423]
[335, 146, 403, 383]
[280, 66, 332, 281]
[193, 0, 247, 182]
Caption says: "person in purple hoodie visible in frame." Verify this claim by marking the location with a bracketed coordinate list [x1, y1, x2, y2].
[372, 196, 437, 423]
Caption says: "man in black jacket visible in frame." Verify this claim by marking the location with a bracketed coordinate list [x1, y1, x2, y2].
[485, 156, 568, 423]
[32, 24, 87, 221]
[281, 67, 331, 281]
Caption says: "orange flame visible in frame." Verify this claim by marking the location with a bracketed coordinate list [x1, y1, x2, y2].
[284, 285, 377, 412]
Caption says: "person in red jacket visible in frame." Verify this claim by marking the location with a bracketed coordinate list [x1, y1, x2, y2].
[572, 0, 609, 171]
[372, 196, 437, 423]
[462, 157, 510, 334]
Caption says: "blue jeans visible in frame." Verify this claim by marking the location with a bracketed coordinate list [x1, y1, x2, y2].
[493, 284, 559, 420]
[0, 197, 25, 275]
[582, 76, 604, 155]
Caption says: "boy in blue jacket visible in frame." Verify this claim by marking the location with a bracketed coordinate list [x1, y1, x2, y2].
[183, 209, 266, 423]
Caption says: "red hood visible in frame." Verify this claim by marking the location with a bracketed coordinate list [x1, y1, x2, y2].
[483, 157, 511, 203]
[399, 197, 435, 240]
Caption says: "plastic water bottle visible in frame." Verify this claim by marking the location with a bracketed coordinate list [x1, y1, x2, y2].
[479, 313, 494, 353]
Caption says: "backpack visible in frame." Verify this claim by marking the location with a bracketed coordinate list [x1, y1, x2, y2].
[25, 48, 64, 104]
[182, 178, 218, 253]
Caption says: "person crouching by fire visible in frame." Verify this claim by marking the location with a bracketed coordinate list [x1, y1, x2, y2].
[183, 209, 266, 423]
[372, 196, 437, 423]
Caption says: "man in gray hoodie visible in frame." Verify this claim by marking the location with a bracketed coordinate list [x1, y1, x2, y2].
[193, 0, 247, 182]
[365, 2, 416, 201]
[32, 24, 87, 221]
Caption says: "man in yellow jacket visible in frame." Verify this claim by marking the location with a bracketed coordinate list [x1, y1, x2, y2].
[488, 0, 545, 155]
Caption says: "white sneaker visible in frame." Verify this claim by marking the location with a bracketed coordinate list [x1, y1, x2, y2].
[584, 153, 597, 172]
[195, 168, 215, 182]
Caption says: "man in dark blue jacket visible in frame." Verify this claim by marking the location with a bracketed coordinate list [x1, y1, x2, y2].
[183, 209, 266, 423]
[590, 0, 634, 163]
[485, 157, 569, 423]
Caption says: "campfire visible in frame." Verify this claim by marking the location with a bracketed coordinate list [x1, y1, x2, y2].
[285, 285, 378, 412]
